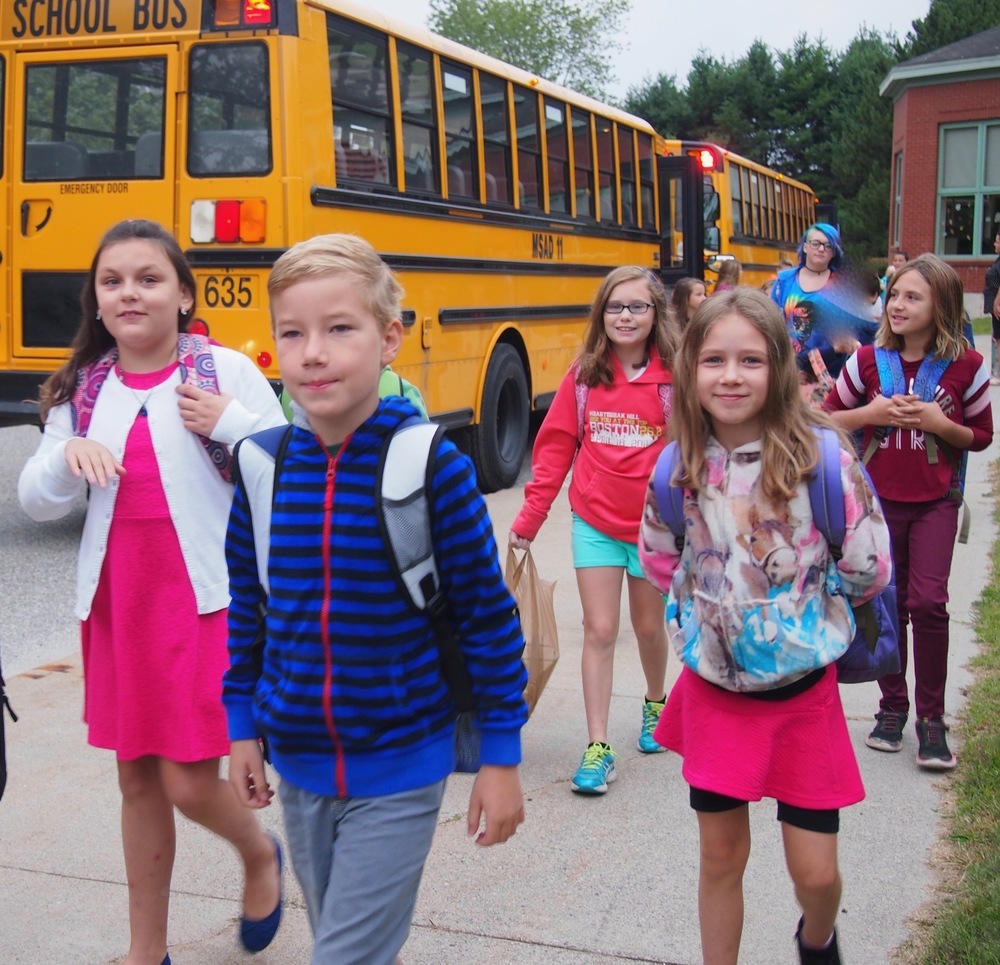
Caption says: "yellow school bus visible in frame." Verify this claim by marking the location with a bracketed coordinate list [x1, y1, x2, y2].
[660, 140, 819, 291]
[0, 0, 712, 489]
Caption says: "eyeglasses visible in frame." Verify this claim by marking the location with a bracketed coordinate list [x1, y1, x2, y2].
[605, 301, 653, 315]
[805, 240, 832, 251]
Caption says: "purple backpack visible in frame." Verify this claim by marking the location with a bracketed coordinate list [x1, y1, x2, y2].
[652, 428, 900, 684]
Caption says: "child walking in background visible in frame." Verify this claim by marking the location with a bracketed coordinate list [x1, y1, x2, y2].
[639, 288, 891, 965]
[224, 234, 528, 965]
[17, 219, 287, 965]
[825, 254, 993, 769]
[670, 276, 707, 331]
[510, 266, 674, 794]
[712, 259, 741, 293]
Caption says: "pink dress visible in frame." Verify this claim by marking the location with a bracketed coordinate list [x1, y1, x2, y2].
[81, 363, 230, 762]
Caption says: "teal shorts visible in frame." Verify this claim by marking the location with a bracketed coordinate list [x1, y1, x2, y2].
[571, 513, 643, 578]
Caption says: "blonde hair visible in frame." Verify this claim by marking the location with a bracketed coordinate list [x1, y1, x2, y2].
[715, 259, 741, 288]
[267, 233, 403, 331]
[671, 288, 847, 500]
[877, 253, 968, 359]
[577, 266, 676, 387]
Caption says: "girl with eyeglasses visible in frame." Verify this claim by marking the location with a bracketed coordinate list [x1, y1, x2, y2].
[510, 266, 676, 795]
[771, 223, 875, 406]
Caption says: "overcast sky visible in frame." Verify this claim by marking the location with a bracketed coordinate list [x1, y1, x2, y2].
[368, 0, 932, 100]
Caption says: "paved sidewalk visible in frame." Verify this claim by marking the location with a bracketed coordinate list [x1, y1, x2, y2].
[1, 387, 995, 964]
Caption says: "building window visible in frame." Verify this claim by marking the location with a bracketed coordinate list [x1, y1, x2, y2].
[938, 123, 1000, 257]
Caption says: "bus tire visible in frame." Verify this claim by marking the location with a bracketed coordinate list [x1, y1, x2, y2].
[470, 344, 529, 493]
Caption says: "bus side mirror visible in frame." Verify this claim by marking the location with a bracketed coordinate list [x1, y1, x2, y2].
[705, 226, 720, 252]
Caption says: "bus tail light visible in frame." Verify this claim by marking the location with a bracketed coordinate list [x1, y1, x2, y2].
[191, 200, 267, 243]
[214, 0, 275, 28]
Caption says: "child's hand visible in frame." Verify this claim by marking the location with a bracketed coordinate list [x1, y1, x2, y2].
[467, 764, 525, 846]
[176, 383, 232, 436]
[509, 530, 531, 550]
[228, 739, 274, 809]
[64, 437, 125, 487]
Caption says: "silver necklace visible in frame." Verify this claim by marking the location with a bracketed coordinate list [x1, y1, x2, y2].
[116, 365, 155, 417]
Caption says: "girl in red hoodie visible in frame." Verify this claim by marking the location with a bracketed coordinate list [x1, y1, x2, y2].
[510, 266, 676, 793]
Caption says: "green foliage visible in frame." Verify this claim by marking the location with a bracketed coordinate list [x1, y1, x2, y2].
[904, 0, 1000, 57]
[428, 0, 630, 101]
[621, 26, 903, 258]
[915, 464, 1000, 962]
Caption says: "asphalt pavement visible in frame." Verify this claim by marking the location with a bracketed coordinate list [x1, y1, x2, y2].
[1, 372, 996, 964]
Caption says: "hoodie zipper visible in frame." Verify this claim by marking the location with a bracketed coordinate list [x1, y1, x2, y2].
[319, 434, 350, 796]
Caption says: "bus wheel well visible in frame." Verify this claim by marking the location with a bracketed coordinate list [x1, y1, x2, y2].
[467, 340, 530, 493]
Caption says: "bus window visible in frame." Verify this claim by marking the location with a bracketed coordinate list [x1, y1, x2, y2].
[617, 125, 637, 226]
[513, 85, 541, 210]
[572, 109, 594, 219]
[327, 17, 393, 186]
[480, 73, 512, 204]
[398, 41, 438, 194]
[638, 133, 655, 228]
[544, 99, 569, 214]
[731, 166, 744, 236]
[25, 58, 166, 181]
[442, 62, 477, 200]
[189, 44, 271, 177]
[596, 120, 616, 222]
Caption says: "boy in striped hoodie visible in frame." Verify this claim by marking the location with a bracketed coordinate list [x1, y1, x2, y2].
[222, 234, 528, 965]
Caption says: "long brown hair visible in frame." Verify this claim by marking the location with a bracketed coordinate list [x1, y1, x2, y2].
[877, 253, 968, 360]
[576, 266, 676, 387]
[671, 288, 848, 500]
[38, 220, 196, 422]
[669, 276, 705, 327]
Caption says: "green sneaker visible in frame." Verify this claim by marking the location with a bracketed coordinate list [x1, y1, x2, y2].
[571, 742, 617, 794]
[637, 698, 666, 754]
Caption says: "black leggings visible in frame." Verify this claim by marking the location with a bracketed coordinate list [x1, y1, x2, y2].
[690, 786, 839, 834]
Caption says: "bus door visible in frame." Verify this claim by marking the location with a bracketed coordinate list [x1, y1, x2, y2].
[9, 48, 179, 372]
[657, 154, 705, 286]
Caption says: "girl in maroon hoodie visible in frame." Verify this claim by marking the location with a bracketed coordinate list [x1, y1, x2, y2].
[510, 266, 676, 794]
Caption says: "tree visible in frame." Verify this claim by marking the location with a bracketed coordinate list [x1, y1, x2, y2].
[829, 28, 897, 257]
[428, 0, 630, 101]
[903, 0, 1000, 58]
[623, 73, 693, 138]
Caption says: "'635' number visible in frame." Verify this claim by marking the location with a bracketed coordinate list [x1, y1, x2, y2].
[202, 274, 254, 309]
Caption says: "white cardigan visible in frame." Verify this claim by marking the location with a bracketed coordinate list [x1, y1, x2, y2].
[18, 346, 287, 619]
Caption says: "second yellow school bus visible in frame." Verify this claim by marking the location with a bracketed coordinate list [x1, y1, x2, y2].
[0, 0, 711, 489]
[660, 141, 819, 291]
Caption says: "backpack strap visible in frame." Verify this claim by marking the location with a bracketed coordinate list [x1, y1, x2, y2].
[233, 424, 293, 595]
[378, 417, 475, 712]
[806, 427, 846, 549]
[652, 441, 686, 538]
[176, 333, 232, 481]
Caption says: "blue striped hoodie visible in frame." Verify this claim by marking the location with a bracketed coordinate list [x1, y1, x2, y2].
[223, 397, 528, 798]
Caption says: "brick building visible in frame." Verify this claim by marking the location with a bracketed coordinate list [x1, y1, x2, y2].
[881, 27, 1000, 308]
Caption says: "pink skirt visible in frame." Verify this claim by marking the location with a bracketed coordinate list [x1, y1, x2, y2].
[655, 664, 864, 809]
[81, 406, 230, 763]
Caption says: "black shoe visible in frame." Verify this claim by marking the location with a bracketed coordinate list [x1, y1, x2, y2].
[795, 917, 841, 965]
[915, 716, 957, 770]
[865, 709, 907, 752]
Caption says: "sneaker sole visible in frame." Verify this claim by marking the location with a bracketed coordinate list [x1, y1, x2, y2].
[637, 740, 666, 754]
[916, 754, 957, 771]
[571, 768, 617, 794]
[865, 736, 903, 752]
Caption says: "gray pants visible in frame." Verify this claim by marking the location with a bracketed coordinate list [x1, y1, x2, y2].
[280, 777, 447, 965]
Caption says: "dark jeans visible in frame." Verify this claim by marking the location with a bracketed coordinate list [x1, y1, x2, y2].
[878, 497, 959, 719]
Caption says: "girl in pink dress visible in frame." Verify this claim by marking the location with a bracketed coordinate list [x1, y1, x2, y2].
[19, 220, 287, 965]
[639, 288, 892, 965]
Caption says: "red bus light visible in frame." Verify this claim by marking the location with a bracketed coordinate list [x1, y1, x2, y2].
[215, 200, 241, 242]
[244, 0, 273, 26]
